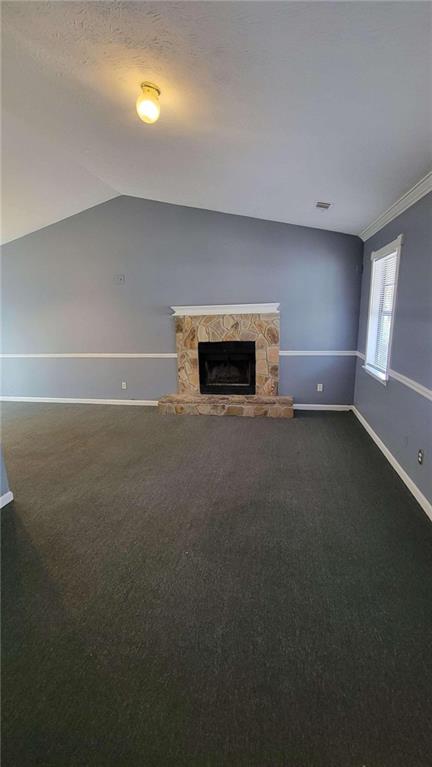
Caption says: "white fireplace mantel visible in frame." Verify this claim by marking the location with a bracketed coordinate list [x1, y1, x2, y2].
[170, 303, 280, 317]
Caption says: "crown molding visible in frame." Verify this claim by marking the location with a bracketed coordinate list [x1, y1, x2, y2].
[359, 171, 432, 242]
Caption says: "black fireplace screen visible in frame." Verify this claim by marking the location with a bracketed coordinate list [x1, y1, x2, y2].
[198, 341, 256, 395]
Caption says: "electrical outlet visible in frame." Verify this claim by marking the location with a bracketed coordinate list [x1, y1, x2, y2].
[121, 381, 127, 390]
[316, 383, 323, 392]
[418, 449, 424, 465]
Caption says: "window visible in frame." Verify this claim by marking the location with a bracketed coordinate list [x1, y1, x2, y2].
[364, 234, 402, 383]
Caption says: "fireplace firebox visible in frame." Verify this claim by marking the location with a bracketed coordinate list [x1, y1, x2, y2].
[198, 341, 256, 395]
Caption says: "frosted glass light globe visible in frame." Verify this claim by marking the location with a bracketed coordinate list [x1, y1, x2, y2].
[136, 83, 161, 124]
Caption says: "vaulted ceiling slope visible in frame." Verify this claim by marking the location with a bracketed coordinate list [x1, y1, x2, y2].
[2, 1, 431, 243]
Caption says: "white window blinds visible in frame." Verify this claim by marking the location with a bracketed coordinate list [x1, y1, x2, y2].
[365, 235, 402, 381]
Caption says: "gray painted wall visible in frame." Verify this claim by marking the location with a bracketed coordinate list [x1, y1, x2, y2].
[1, 449, 11, 498]
[354, 192, 432, 502]
[1, 356, 357, 406]
[1, 195, 362, 403]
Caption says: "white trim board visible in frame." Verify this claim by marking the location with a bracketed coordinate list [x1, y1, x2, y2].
[170, 303, 280, 316]
[1, 397, 347, 410]
[293, 404, 351, 411]
[0, 396, 159, 406]
[0, 491, 14, 509]
[0, 353, 177, 359]
[355, 354, 432, 402]
[0, 350, 360, 358]
[388, 369, 432, 402]
[280, 350, 357, 357]
[352, 407, 432, 522]
[2, 351, 430, 402]
[359, 171, 432, 241]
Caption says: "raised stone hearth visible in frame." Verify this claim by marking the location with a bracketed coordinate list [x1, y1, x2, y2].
[158, 304, 294, 418]
[159, 393, 294, 418]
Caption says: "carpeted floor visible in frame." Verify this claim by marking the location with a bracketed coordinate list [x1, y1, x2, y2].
[2, 403, 432, 767]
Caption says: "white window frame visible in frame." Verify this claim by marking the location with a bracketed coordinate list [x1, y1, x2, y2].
[363, 234, 403, 385]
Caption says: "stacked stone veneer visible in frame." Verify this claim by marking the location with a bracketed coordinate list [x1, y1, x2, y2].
[158, 393, 293, 418]
[158, 311, 293, 418]
[175, 312, 280, 395]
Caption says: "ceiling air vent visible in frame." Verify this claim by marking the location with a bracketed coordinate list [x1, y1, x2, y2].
[316, 201, 331, 209]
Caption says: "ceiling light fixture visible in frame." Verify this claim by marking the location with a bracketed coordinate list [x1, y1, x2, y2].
[136, 82, 161, 124]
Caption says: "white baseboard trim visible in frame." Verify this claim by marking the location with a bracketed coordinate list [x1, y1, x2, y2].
[0, 396, 159, 406]
[293, 404, 351, 411]
[351, 406, 432, 522]
[1, 397, 350, 411]
[0, 490, 14, 509]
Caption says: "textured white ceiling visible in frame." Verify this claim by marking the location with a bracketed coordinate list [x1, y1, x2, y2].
[2, 1, 431, 243]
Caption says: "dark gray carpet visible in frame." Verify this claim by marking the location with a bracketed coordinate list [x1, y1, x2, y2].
[2, 403, 432, 767]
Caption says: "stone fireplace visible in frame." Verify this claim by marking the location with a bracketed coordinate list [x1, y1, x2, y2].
[158, 304, 293, 417]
